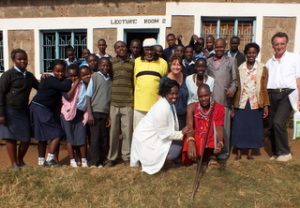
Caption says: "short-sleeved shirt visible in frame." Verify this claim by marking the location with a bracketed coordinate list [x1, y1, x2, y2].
[134, 57, 168, 112]
[111, 57, 134, 107]
[266, 51, 300, 89]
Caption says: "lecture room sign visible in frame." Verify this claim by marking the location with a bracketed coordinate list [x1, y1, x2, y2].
[110, 17, 167, 25]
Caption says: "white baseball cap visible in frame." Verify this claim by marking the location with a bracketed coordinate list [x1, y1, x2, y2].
[143, 38, 157, 47]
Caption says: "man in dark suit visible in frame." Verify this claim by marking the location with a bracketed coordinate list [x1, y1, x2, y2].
[226, 36, 245, 67]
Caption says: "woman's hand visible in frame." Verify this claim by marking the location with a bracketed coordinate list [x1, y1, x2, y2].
[40, 73, 52, 79]
[187, 140, 197, 160]
[181, 126, 193, 135]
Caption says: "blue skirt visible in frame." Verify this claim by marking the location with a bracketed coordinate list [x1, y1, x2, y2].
[0, 107, 31, 142]
[30, 102, 64, 141]
[232, 102, 264, 149]
[61, 110, 86, 146]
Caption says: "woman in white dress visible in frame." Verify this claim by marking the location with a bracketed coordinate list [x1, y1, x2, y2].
[130, 79, 190, 175]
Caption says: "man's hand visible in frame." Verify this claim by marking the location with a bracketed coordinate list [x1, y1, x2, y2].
[187, 140, 197, 160]
[106, 116, 111, 128]
[0, 116, 6, 125]
[225, 88, 235, 98]
[263, 106, 269, 118]
[88, 114, 95, 126]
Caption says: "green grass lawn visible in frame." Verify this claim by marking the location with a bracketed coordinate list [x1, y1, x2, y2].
[0, 160, 300, 208]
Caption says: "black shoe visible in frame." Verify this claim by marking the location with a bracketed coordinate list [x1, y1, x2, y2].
[105, 160, 116, 167]
[44, 159, 59, 167]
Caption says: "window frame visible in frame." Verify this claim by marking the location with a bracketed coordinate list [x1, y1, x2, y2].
[40, 29, 87, 72]
[201, 17, 256, 41]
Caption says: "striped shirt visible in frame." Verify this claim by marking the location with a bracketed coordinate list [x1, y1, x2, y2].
[111, 57, 135, 107]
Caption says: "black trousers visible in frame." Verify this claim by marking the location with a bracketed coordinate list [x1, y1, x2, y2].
[88, 112, 109, 166]
[269, 91, 293, 156]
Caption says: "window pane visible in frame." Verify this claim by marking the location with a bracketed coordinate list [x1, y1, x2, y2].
[74, 32, 87, 59]
[43, 32, 56, 72]
[0, 32, 4, 72]
[58, 32, 72, 59]
[220, 20, 235, 48]
[238, 21, 254, 51]
[201, 21, 217, 38]
[202, 17, 255, 51]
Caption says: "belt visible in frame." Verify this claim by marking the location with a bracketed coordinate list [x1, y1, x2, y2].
[267, 88, 293, 93]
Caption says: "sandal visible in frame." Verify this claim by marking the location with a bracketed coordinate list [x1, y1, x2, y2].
[208, 158, 220, 168]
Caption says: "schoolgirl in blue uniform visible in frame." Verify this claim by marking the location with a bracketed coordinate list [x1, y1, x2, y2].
[61, 65, 91, 168]
[30, 60, 72, 166]
[0, 49, 39, 170]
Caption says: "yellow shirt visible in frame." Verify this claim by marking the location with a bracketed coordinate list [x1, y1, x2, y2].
[134, 57, 167, 112]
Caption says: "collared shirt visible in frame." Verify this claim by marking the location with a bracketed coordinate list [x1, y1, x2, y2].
[96, 53, 111, 58]
[182, 59, 195, 67]
[111, 57, 134, 107]
[182, 59, 195, 76]
[193, 52, 206, 61]
[76, 81, 88, 111]
[227, 50, 238, 58]
[64, 58, 78, 66]
[14, 66, 27, 77]
[266, 51, 300, 89]
[86, 71, 110, 97]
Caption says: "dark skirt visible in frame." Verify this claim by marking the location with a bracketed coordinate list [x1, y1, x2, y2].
[61, 110, 86, 146]
[232, 101, 264, 149]
[30, 102, 64, 141]
[0, 107, 31, 142]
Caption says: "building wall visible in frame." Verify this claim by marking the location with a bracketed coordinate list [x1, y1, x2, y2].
[93, 28, 118, 56]
[0, 1, 166, 18]
[7, 30, 35, 73]
[166, 15, 194, 48]
[261, 17, 296, 63]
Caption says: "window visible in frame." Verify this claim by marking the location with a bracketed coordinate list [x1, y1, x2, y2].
[42, 30, 87, 72]
[0, 32, 4, 72]
[201, 17, 256, 50]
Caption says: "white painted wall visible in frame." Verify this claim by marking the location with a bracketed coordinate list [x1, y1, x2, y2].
[0, 3, 299, 76]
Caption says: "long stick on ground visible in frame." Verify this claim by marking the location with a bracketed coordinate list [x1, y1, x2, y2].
[191, 103, 215, 199]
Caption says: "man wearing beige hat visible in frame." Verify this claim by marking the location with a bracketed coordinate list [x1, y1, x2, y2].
[133, 38, 168, 128]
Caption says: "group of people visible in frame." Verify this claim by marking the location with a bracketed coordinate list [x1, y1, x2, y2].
[0, 31, 299, 175]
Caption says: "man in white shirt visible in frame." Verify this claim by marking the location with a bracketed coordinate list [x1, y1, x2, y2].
[266, 32, 300, 162]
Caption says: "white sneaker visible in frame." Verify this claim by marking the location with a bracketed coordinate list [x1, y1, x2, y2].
[81, 162, 88, 168]
[70, 161, 78, 168]
[276, 153, 292, 162]
[38, 157, 45, 166]
[269, 155, 277, 160]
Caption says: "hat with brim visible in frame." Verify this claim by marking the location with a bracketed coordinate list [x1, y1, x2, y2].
[143, 38, 157, 47]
